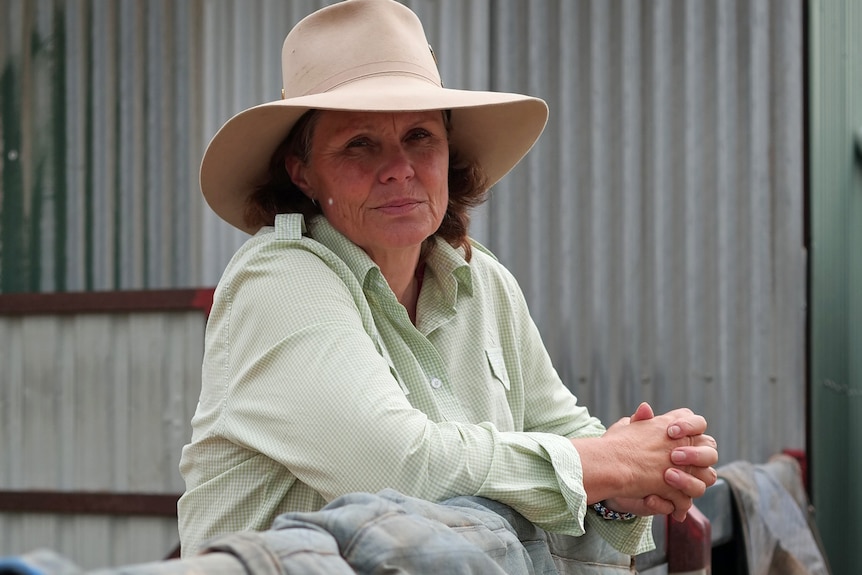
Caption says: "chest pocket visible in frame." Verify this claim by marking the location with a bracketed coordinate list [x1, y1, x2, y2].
[484, 347, 511, 391]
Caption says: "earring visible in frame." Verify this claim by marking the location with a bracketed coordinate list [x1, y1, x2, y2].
[311, 197, 319, 208]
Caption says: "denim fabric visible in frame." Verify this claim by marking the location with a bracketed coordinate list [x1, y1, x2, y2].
[0, 491, 635, 574]
[90, 553, 249, 575]
[263, 490, 634, 575]
[0, 557, 48, 575]
[544, 531, 636, 574]
[202, 530, 355, 575]
[270, 490, 522, 574]
[442, 496, 560, 574]
[0, 550, 83, 575]
[443, 495, 635, 575]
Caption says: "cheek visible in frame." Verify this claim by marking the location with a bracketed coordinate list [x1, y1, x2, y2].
[311, 164, 364, 206]
[433, 163, 450, 207]
[322, 195, 365, 235]
[420, 152, 449, 195]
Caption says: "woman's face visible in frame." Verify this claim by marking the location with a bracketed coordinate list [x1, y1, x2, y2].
[286, 110, 449, 263]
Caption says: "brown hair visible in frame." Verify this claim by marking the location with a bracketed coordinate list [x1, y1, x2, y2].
[244, 110, 489, 261]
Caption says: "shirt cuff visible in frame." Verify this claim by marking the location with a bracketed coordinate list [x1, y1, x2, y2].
[535, 433, 655, 556]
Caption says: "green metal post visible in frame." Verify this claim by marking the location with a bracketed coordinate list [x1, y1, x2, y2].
[809, 0, 862, 573]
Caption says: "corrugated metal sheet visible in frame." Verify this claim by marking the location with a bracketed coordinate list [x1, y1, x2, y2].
[0, 309, 204, 566]
[0, 0, 806, 567]
[476, 0, 807, 465]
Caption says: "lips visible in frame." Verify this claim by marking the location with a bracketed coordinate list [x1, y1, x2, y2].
[375, 198, 423, 214]
[380, 198, 419, 207]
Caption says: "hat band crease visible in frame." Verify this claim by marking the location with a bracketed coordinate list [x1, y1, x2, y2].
[298, 61, 440, 96]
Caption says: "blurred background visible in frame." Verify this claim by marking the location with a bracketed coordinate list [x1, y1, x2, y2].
[0, 0, 859, 572]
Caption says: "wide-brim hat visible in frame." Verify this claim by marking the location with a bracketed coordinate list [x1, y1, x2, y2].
[200, 0, 549, 234]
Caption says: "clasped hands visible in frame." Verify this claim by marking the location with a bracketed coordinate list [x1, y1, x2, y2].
[576, 402, 718, 522]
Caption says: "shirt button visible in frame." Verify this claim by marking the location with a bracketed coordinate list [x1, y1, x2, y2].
[429, 377, 443, 389]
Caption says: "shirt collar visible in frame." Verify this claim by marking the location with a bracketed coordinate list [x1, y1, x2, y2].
[306, 215, 473, 300]
[307, 216, 378, 286]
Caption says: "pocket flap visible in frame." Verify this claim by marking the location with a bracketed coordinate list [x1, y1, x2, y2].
[485, 347, 511, 390]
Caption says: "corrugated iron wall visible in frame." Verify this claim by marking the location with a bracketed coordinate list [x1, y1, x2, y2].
[0, 307, 205, 567]
[0, 0, 806, 567]
[0, 0, 208, 292]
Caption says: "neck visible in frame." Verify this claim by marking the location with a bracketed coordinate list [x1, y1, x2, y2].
[370, 247, 423, 323]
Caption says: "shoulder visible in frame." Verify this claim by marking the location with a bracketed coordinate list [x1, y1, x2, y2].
[466, 238, 523, 296]
[221, 227, 358, 293]
[212, 227, 367, 331]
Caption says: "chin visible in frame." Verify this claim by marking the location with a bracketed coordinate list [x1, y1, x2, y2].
[377, 232, 432, 252]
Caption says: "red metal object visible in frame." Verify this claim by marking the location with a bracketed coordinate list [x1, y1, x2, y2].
[0, 288, 215, 316]
[782, 448, 808, 491]
[0, 490, 180, 517]
[667, 504, 712, 574]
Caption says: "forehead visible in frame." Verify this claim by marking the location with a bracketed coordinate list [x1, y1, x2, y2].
[315, 110, 446, 134]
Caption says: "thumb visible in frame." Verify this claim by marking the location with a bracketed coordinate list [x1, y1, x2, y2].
[630, 401, 655, 422]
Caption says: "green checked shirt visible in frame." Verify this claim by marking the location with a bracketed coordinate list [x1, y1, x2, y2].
[178, 213, 653, 557]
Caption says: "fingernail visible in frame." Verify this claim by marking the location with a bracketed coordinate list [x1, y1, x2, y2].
[671, 450, 686, 464]
[668, 425, 681, 438]
[666, 468, 680, 481]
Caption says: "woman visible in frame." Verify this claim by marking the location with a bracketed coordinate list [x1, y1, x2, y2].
[179, 0, 718, 561]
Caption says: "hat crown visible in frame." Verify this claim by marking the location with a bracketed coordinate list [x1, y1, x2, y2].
[282, 0, 442, 99]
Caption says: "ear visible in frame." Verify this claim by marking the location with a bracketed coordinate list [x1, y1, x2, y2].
[285, 155, 313, 197]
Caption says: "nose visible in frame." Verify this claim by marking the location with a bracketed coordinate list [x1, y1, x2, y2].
[378, 144, 415, 183]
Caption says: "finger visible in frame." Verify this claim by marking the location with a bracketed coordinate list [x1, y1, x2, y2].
[642, 494, 675, 516]
[671, 446, 719, 468]
[630, 402, 655, 422]
[657, 480, 693, 522]
[691, 433, 718, 450]
[665, 467, 708, 499]
[667, 413, 708, 439]
[671, 502, 692, 522]
[685, 465, 718, 488]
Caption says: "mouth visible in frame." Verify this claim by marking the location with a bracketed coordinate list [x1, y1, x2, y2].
[375, 199, 423, 214]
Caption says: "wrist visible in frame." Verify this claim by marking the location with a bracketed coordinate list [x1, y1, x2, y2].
[570, 436, 629, 502]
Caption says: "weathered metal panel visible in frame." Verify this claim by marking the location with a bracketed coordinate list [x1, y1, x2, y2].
[809, 0, 862, 572]
[0, 0, 208, 292]
[0, 0, 807, 568]
[0, 309, 205, 567]
[469, 0, 806, 469]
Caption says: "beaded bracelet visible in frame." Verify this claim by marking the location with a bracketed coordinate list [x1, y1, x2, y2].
[592, 501, 637, 521]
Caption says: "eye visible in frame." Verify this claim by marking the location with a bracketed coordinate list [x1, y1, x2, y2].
[407, 128, 431, 141]
[346, 136, 372, 149]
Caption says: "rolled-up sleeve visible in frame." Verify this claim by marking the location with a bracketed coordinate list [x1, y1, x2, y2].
[477, 259, 654, 554]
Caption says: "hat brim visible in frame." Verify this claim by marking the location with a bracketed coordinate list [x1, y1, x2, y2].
[200, 76, 548, 234]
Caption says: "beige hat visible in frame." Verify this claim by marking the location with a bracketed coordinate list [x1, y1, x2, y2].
[200, 0, 549, 234]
